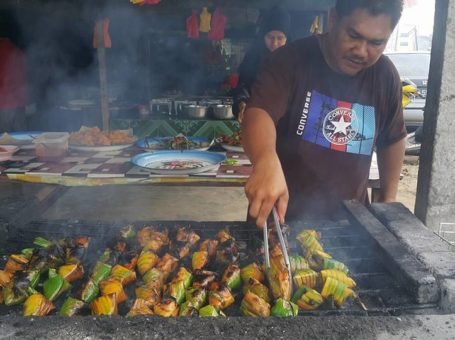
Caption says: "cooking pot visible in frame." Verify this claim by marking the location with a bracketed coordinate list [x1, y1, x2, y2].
[185, 105, 207, 118]
[212, 105, 234, 120]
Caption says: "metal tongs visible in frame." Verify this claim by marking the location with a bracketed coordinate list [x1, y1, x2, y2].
[263, 207, 293, 291]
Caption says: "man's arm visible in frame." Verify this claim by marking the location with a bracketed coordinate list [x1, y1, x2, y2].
[242, 107, 289, 228]
[376, 137, 406, 202]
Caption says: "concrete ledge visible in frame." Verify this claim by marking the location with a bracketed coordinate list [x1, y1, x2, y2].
[344, 201, 440, 304]
[440, 278, 455, 312]
[371, 203, 455, 279]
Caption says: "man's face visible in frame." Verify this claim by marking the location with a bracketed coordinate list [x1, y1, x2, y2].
[327, 8, 395, 76]
[264, 31, 287, 52]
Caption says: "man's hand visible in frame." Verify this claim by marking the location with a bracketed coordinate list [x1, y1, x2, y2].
[245, 152, 289, 228]
[377, 138, 406, 202]
[241, 107, 288, 228]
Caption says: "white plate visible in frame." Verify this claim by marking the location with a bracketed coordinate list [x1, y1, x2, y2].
[220, 143, 244, 153]
[69, 144, 133, 152]
[132, 151, 226, 175]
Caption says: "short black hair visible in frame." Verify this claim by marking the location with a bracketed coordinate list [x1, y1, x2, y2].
[335, 0, 403, 28]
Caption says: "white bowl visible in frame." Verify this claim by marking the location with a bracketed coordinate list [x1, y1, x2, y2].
[0, 145, 19, 161]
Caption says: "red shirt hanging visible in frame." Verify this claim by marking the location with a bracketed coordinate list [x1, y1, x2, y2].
[208, 8, 227, 41]
[0, 38, 27, 109]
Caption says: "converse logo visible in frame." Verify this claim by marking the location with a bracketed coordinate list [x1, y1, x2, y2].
[322, 107, 359, 145]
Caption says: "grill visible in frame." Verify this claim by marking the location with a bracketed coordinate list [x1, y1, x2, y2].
[0, 207, 439, 317]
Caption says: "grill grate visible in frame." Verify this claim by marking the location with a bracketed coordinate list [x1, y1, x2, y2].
[0, 217, 438, 316]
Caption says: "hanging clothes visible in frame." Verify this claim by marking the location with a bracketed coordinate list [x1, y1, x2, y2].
[199, 7, 211, 33]
[186, 10, 200, 39]
[208, 7, 227, 41]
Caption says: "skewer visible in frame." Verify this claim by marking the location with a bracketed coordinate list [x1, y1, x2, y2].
[263, 220, 270, 270]
[272, 207, 293, 291]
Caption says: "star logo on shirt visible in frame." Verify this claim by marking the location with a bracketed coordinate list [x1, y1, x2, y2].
[323, 107, 359, 145]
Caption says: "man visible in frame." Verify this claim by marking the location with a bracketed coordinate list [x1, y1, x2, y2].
[242, 0, 406, 228]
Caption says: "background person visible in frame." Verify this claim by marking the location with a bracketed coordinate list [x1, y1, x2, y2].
[233, 6, 290, 122]
[242, 0, 406, 228]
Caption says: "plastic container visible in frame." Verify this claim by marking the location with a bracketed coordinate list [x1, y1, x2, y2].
[33, 132, 69, 160]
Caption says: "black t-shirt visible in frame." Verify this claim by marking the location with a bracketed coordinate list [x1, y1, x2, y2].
[248, 35, 406, 218]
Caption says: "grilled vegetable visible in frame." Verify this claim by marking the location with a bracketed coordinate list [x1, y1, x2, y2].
[59, 297, 84, 317]
[271, 298, 299, 317]
[167, 280, 186, 305]
[175, 226, 201, 246]
[172, 267, 193, 289]
[217, 230, 234, 243]
[208, 283, 234, 310]
[137, 227, 169, 252]
[242, 278, 271, 304]
[137, 250, 159, 276]
[185, 287, 207, 310]
[91, 294, 118, 316]
[240, 291, 270, 317]
[199, 304, 222, 317]
[289, 255, 309, 273]
[127, 299, 154, 316]
[14, 270, 41, 296]
[5, 254, 29, 274]
[320, 270, 356, 288]
[23, 293, 55, 316]
[90, 262, 112, 285]
[81, 279, 100, 303]
[179, 301, 198, 316]
[221, 263, 242, 290]
[199, 239, 219, 258]
[267, 262, 291, 301]
[240, 263, 264, 283]
[142, 268, 166, 289]
[99, 278, 127, 304]
[135, 285, 161, 306]
[0, 270, 12, 288]
[321, 258, 349, 274]
[110, 265, 136, 286]
[321, 277, 354, 308]
[58, 264, 84, 283]
[43, 269, 71, 301]
[297, 230, 325, 259]
[291, 285, 324, 311]
[192, 251, 209, 271]
[156, 254, 179, 278]
[293, 269, 319, 289]
[3, 285, 27, 305]
[153, 298, 179, 317]
[33, 237, 53, 249]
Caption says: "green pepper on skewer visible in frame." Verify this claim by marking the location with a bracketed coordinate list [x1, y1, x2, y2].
[81, 279, 100, 303]
[321, 258, 349, 274]
[199, 304, 222, 317]
[33, 237, 53, 249]
[221, 263, 242, 291]
[271, 298, 299, 317]
[168, 280, 186, 305]
[43, 269, 71, 301]
[59, 297, 85, 317]
[240, 263, 264, 283]
[15, 270, 41, 296]
[291, 285, 324, 311]
[242, 278, 271, 304]
[21, 248, 35, 258]
[185, 287, 207, 311]
[179, 301, 198, 316]
[3, 285, 27, 306]
[173, 267, 193, 289]
[90, 261, 112, 285]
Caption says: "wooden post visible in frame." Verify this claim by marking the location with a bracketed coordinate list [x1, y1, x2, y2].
[95, 21, 110, 132]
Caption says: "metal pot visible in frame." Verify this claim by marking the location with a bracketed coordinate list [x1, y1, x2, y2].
[212, 105, 234, 120]
[185, 105, 207, 119]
